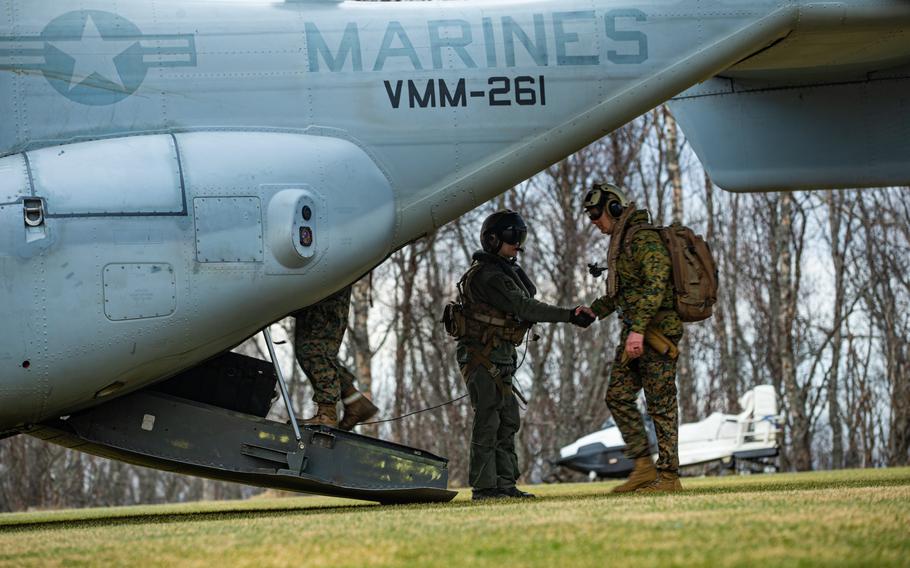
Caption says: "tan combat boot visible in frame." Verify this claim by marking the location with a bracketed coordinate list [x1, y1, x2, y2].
[636, 471, 683, 493]
[338, 392, 379, 431]
[299, 403, 338, 428]
[611, 457, 657, 493]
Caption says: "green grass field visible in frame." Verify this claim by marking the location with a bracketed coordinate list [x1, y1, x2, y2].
[1, 468, 908, 567]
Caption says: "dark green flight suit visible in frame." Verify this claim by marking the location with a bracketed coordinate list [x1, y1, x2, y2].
[457, 251, 574, 491]
[590, 210, 684, 474]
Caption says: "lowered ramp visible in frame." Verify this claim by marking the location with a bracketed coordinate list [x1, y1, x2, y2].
[28, 390, 455, 504]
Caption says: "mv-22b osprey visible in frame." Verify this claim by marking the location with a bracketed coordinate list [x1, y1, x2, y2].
[1, 0, 908, 503]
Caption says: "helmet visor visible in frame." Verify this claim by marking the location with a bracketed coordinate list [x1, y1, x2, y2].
[500, 226, 527, 246]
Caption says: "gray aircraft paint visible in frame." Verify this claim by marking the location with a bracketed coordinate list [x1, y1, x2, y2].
[0, 0, 908, 432]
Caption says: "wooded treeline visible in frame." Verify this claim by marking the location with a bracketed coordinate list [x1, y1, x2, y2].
[2, 107, 908, 511]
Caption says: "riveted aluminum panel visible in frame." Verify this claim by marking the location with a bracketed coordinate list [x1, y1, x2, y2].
[194, 196, 263, 263]
[0, 203, 18, 253]
[0, 154, 30, 204]
[103, 263, 177, 321]
[27, 135, 184, 216]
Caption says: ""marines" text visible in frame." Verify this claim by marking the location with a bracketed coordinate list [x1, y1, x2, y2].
[305, 10, 648, 72]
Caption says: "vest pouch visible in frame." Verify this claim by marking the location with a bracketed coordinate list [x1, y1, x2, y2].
[442, 302, 467, 339]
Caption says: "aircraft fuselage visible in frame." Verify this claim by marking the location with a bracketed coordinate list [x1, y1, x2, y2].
[0, 0, 904, 431]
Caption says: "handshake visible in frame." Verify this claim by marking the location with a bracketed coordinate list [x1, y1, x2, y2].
[570, 306, 596, 328]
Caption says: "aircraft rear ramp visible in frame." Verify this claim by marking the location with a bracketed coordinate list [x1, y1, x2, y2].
[27, 390, 456, 504]
[23, 352, 455, 504]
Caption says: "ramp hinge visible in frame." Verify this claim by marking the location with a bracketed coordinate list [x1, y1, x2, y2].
[312, 429, 336, 449]
[241, 442, 309, 475]
[241, 442, 290, 465]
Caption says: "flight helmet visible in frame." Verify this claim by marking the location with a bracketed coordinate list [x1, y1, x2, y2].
[480, 210, 527, 254]
[583, 182, 630, 220]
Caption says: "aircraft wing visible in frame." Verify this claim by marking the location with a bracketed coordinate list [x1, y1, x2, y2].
[669, 5, 910, 191]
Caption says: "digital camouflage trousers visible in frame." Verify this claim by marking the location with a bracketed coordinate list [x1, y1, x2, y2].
[606, 336, 681, 473]
[294, 286, 356, 405]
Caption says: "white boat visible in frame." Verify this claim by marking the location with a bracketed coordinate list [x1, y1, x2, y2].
[555, 385, 782, 478]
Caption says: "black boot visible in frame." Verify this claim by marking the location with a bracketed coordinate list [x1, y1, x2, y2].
[499, 486, 536, 499]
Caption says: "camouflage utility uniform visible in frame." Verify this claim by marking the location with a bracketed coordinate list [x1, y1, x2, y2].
[591, 210, 683, 475]
[294, 286, 356, 405]
[457, 251, 574, 492]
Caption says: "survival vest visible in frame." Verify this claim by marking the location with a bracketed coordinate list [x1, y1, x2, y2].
[442, 262, 531, 345]
[624, 222, 718, 323]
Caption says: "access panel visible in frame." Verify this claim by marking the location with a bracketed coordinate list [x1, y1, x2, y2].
[194, 197, 264, 263]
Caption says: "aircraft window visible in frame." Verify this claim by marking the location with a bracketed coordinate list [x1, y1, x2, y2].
[302, 206, 312, 221]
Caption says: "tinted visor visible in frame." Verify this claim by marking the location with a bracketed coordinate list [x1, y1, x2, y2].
[500, 226, 527, 246]
[586, 207, 604, 221]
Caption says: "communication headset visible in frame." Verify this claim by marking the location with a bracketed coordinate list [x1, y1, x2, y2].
[481, 210, 528, 254]
[583, 183, 630, 219]
[483, 230, 502, 253]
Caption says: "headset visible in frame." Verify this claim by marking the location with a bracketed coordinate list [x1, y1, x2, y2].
[481, 210, 528, 253]
[583, 183, 630, 219]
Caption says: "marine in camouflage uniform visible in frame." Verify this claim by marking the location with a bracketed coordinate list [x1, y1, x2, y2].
[585, 183, 684, 493]
[294, 285, 377, 429]
[456, 211, 594, 501]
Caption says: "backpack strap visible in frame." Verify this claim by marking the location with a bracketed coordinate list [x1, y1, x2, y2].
[621, 223, 659, 256]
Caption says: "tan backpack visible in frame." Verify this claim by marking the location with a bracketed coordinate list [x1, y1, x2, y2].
[626, 223, 718, 323]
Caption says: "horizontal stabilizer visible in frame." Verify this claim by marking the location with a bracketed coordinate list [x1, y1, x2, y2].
[669, 69, 910, 192]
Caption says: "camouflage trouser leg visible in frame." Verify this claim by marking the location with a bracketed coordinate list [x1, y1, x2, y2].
[294, 312, 356, 407]
[606, 339, 680, 473]
[465, 364, 520, 491]
[294, 286, 356, 405]
[606, 353, 650, 461]
[296, 344, 356, 405]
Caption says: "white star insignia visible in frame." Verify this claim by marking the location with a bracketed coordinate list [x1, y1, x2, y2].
[49, 14, 137, 91]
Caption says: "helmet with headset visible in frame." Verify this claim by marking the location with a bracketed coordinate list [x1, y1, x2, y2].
[480, 210, 527, 254]
[583, 182, 630, 220]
